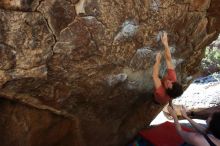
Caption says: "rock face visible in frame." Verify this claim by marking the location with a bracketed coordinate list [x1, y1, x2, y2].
[0, 0, 220, 146]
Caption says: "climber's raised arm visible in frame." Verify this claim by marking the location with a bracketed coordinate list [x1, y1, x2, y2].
[161, 32, 174, 70]
[152, 52, 162, 89]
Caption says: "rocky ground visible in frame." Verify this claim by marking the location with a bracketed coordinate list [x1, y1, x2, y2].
[173, 72, 220, 109]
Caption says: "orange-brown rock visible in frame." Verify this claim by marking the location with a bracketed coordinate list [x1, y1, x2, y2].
[0, 0, 220, 146]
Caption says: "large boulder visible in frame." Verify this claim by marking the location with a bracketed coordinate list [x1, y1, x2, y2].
[0, 0, 220, 146]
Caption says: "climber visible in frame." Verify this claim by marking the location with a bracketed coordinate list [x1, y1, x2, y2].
[152, 32, 183, 104]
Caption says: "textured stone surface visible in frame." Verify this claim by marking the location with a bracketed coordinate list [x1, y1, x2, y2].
[0, 9, 54, 87]
[0, 98, 84, 146]
[0, 0, 220, 146]
[173, 73, 220, 110]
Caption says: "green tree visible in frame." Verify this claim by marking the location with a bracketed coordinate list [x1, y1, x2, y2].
[201, 36, 220, 75]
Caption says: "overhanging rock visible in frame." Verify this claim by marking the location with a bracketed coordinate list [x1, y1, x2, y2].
[0, 0, 220, 146]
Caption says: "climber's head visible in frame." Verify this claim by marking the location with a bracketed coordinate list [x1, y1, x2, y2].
[165, 81, 183, 99]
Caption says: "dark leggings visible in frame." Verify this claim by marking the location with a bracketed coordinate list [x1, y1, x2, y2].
[180, 134, 216, 146]
[180, 142, 193, 146]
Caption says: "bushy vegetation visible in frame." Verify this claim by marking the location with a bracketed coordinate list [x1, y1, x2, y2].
[201, 35, 220, 75]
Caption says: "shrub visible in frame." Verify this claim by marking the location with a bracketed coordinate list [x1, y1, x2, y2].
[201, 36, 220, 75]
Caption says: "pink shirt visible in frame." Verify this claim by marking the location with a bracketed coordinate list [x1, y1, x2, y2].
[154, 69, 177, 104]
